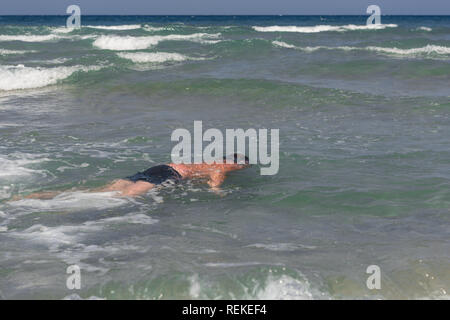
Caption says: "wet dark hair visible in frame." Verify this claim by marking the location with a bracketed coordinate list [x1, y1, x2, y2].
[223, 153, 249, 164]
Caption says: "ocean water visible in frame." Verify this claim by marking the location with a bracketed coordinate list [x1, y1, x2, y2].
[0, 15, 449, 299]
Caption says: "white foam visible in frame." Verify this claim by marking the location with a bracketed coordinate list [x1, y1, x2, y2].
[143, 25, 170, 32]
[10, 223, 102, 245]
[93, 35, 158, 50]
[93, 33, 220, 51]
[9, 191, 129, 211]
[246, 243, 317, 251]
[189, 274, 201, 298]
[28, 58, 71, 65]
[272, 41, 450, 57]
[96, 213, 158, 225]
[117, 52, 190, 63]
[0, 187, 12, 200]
[256, 275, 315, 300]
[418, 26, 432, 32]
[0, 49, 35, 56]
[365, 45, 450, 56]
[254, 24, 397, 33]
[0, 154, 49, 178]
[0, 34, 61, 42]
[86, 24, 141, 30]
[51, 26, 75, 34]
[0, 64, 101, 91]
[272, 41, 297, 49]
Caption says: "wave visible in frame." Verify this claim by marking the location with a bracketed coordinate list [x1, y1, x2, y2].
[417, 26, 432, 32]
[0, 49, 35, 55]
[50, 26, 75, 34]
[254, 24, 398, 33]
[366, 44, 450, 55]
[93, 33, 220, 50]
[0, 64, 102, 91]
[272, 40, 297, 49]
[187, 271, 324, 299]
[0, 33, 96, 42]
[50, 25, 142, 33]
[0, 34, 60, 42]
[0, 154, 50, 179]
[86, 24, 141, 30]
[272, 41, 450, 57]
[8, 191, 130, 211]
[143, 25, 172, 32]
[117, 52, 191, 63]
[256, 275, 316, 299]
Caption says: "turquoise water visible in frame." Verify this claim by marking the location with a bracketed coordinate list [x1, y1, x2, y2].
[0, 16, 449, 299]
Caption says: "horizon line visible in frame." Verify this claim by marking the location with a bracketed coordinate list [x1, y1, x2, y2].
[1, 14, 450, 16]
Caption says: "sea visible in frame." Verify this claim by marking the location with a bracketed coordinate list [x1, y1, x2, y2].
[0, 15, 449, 299]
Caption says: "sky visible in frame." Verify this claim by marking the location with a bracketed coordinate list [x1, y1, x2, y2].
[1, 0, 449, 15]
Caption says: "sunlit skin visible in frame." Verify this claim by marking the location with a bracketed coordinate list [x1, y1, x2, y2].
[18, 161, 249, 199]
[101, 162, 249, 197]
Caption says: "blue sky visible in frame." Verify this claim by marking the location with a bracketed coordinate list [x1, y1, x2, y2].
[1, 0, 449, 15]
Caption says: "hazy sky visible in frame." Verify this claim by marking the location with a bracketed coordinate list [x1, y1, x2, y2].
[1, 0, 449, 15]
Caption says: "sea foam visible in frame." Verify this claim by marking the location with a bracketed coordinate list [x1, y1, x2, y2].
[93, 33, 220, 50]
[0, 49, 35, 56]
[0, 64, 101, 91]
[254, 24, 398, 33]
[116, 52, 192, 63]
[0, 34, 61, 42]
[86, 24, 142, 30]
[272, 41, 450, 57]
[0, 154, 49, 178]
[8, 191, 130, 211]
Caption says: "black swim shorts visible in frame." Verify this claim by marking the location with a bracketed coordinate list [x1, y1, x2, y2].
[126, 165, 182, 185]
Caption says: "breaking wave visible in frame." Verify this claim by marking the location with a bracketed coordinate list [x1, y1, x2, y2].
[0, 64, 102, 91]
[253, 24, 398, 33]
[92, 33, 221, 50]
[272, 41, 450, 58]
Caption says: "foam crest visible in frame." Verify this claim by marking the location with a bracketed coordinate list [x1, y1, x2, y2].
[366, 45, 450, 56]
[86, 24, 141, 30]
[0, 49, 35, 55]
[143, 25, 171, 32]
[254, 24, 397, 33]
[96, 213, 158, 225]
[272, 41, 450, 57]
[117, 52, 190, 63]
[0, 154, 49, 178]
[9, 191, 129, 211]
[256, 275, 315, 300]
[0, 64, 101, 91]
[93, 33, 220, 51]
[51, 26, 75, 34]
[272, 41, 296, 49]
[10, 223, 102, 245]
[0, 34, 61, 42]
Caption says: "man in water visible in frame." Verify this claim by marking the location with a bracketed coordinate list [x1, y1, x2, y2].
[21, 153, 250, 199]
